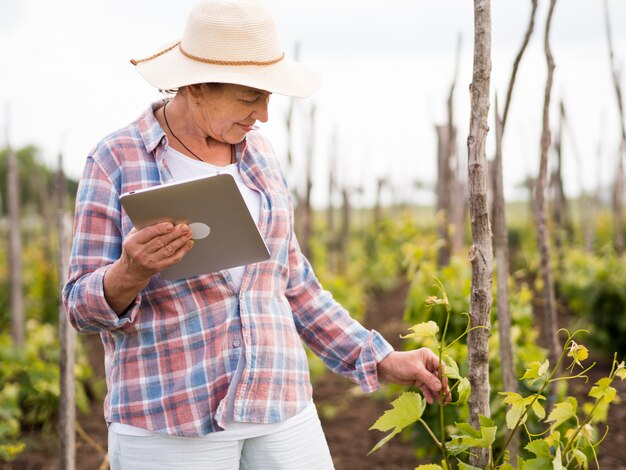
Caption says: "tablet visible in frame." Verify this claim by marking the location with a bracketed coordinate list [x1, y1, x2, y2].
[119, 174, 270, 280]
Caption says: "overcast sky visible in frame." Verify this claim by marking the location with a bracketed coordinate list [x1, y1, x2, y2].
[1, 0, 625, 207]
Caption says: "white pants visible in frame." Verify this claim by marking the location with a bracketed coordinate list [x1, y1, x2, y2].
[108, 413, 335, 470]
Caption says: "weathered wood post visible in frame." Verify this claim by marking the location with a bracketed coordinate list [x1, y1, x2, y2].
[57, 151, 76, 470]
[603, 0, 625, 256]
[300, 104, 316, 261]
[467, 0, 494, 466]
[6, 110, 24, 349]
[490, 1, 537, 460]
[535, 0, 561, 374]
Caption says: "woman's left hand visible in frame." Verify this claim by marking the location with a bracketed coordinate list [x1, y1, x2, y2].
[377, 348, 451, 405]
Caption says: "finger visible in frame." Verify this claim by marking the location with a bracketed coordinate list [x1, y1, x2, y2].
[144, 238, 195, 271]
[418, 365, 443, 394]
[424, 351, 444, 374]
[165, 239, 195, 265]
[419, 384, 435, 405]
[147, 224, 191, 254]
[133, 222, 175, 245]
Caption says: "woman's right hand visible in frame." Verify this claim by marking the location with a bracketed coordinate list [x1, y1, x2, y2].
[104, 222, 194, 315]
[121, 222, 195, 282]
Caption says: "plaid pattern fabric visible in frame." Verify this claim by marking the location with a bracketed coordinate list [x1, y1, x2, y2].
[63, 101, 394, 437]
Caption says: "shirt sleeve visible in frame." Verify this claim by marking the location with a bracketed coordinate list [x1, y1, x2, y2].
[62, 154, 141, 333]
[282, 184, 394, 393]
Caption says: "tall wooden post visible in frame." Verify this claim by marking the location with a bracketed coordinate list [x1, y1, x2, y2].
[603, 0, 625, 256]
[467, 0, 493, 467]
[338, 187, 351, 274]
[57, 151, 76, 470]
[435, 124, 452, 267]
[491, 0, 537, 460]
[326, 130, 338, 272]
[493, 106, 519, 461]
[300, 104, 316, 261]
[535, 0, 560, 373]
[6, 111, 24, 349]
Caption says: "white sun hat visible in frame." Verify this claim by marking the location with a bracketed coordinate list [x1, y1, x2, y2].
[131, 0, 320, 98]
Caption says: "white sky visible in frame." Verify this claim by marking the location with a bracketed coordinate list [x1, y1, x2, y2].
[1, 0, 625, 208]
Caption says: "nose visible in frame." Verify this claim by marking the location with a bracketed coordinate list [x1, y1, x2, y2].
[251, 95, 270, 123]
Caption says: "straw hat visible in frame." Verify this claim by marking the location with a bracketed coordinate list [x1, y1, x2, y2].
[131, 0, 320, 98]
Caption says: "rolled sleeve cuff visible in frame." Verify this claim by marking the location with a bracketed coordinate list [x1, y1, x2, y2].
[71, 265, 142, 332]
[355, 330, 395, 393]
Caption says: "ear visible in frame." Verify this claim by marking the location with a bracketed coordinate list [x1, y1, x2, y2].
[184, 84, 204, 98]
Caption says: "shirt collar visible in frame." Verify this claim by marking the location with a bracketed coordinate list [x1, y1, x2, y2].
[137, 99, 169, 154]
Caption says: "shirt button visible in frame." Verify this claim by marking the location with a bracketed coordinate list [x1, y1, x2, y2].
[233, 339, 241, 348]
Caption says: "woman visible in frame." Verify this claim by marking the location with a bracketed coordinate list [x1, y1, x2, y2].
[63, 1, 448, 469]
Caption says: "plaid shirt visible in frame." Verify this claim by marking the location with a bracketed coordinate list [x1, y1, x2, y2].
[63, 101, 394, 437]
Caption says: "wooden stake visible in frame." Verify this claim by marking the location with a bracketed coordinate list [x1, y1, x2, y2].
[57, 150, 76, 470]
[490, 2, 537, 460]
[603, 0, 625, 256]
[6, 107, 24, 349]
[467, 0, 494, 467]
[535, 0, 561, 381]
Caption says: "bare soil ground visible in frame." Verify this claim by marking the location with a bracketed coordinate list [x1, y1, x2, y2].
[7, 281, 626, 469]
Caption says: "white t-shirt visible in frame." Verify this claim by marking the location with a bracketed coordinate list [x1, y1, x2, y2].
[164, 146, 261, 292]
[111, 147, 315, 440]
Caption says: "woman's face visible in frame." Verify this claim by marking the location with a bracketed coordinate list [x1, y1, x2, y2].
[193, 83, 271, 144]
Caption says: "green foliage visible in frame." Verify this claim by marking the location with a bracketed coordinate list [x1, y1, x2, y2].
[559, 248, 626, 356]
[0, 145, 78, 216]
[403, 253, 473, 340]
[369, 282, 625, 469]
[0, 320, 93, 462]
[362, 216, 431, 292]
[0, 384, 25, 461]
[0, 229, 60, 330]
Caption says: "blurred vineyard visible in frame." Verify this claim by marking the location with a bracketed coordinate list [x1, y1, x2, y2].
[1, 139, 625, 468]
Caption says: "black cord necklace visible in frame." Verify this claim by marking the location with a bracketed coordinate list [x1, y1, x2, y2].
[162, 102, 235, 164]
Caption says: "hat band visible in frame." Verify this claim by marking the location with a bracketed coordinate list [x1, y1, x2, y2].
[130, 41, 285, 66]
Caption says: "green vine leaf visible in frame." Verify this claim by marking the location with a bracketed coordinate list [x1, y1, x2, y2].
[401, 321, 440, 341]
[497, 464, 516, 470]
[455, 378, 471, 405]
[552, 446, 564, 469]
[500, 392, 526, 430]
[521, 440, 552, 470]
[414, 465, 444, 470]
[571, 448, 589, 470]
[444, 355, 462, 380]
[521, 359, 550, 385]
[521, 458, 553, 470]
[530, 397, 546, 420]
[368, 392, 426, 454]
[525, 439, 551, 458]
[587, 377, 618, 423]
[442, 356, 470, 404]
[442, 355, 471, 405]
[546, 397, 577, 432]
[500, 393, 545, 430]
[446, 416, 497, 456]
[615, 361, 626, 380]
[457, 462, 483, 470]
[589, 377, 617, 403]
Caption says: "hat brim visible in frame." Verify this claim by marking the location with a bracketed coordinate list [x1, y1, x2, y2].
[133, 40, 320, 98]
